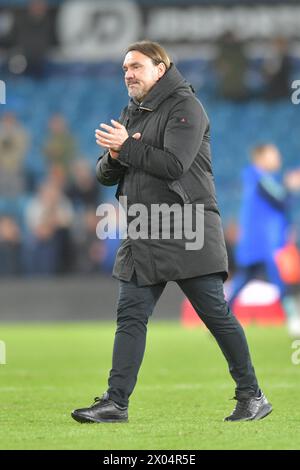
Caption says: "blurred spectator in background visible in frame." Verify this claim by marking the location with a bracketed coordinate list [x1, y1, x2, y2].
[66, 159, 100, 211]
[0, 215, 22, 276]
[229, 144, 300, 337]
[24, 180, 74, 276]
[72, 208, 103, 275]
[215, 31, 248, 101]
[11, 0, 51, 78]
[262, 37, 291, 101]
[0, 112, 29, 198]
[0, 9, 14, 53]
[47, 163, 68, 192]
[43, 114, 77, 179]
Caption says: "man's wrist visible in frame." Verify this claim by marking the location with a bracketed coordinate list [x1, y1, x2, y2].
[109, 148, 120, 158]
[108, 153, 121, 166]
[117, 137, 133, 164]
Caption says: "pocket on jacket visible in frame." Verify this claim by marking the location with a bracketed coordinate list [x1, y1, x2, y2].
[181, 170, 216, 204]
[167, 180, 190, 204]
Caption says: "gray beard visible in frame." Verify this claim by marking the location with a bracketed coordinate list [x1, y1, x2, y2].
[128, 89, 145, 103]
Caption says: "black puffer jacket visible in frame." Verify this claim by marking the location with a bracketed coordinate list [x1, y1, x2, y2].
[96, 64, 228, 286]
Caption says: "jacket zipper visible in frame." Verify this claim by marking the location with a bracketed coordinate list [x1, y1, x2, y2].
[139, 106, 153, 112]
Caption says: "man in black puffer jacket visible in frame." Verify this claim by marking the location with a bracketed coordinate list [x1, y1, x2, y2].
[71, 41, 272, 424]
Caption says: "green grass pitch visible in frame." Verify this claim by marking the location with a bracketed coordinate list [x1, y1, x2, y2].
[0, 322, 299, 450]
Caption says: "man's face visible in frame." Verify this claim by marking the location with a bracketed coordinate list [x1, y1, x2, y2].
[123, 50, 165, 102]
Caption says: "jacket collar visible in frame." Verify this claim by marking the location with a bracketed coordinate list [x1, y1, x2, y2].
[128, 63, 192, 113]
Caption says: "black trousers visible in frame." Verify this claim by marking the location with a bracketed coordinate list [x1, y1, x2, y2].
[107, 272, 259, 407]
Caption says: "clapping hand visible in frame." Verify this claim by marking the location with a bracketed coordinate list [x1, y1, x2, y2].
[95, 119, 141, 159]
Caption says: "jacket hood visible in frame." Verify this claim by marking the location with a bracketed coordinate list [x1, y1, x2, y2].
[128, 63, 194, 112]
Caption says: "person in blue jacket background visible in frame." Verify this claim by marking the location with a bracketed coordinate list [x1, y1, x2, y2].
[229, 144, 300, 337]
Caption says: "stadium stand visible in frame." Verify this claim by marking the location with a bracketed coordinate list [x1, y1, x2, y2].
[1, 60, 300, 221]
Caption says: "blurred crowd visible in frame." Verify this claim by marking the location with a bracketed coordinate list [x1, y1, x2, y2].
[0, 0, 296, 101]
[1, 108, 299, 282]
[0, 0, 56, 78]
[0, 110, 120, 278]
[0, 0, 299, 280]
[215, 32, 293, 101]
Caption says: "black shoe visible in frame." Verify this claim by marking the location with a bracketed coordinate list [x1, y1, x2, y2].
[224, 391, 272, 422]
[71, 392, 128, 423]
